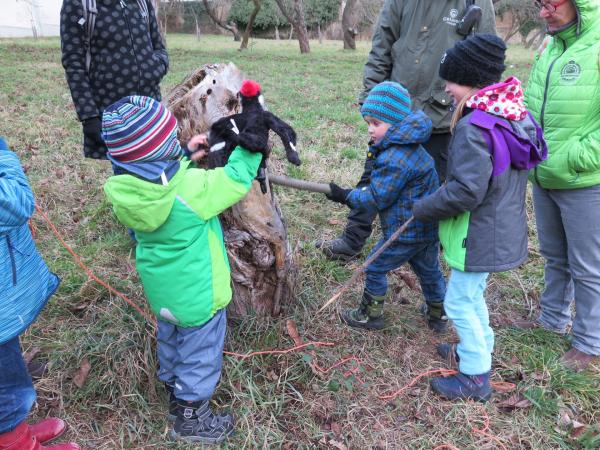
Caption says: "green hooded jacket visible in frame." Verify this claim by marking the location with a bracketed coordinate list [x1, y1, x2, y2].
[104, 147, 262, 327]
[525, 0, 600, 189]
[361, 0, 497, 133]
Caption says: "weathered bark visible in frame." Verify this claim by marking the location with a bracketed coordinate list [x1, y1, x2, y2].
[274, 0, 310, 54]
[163, 63, 296, 318]
[341, 0, 359, 50]
[240, 0, 261, 51]
[202, 0, 241, 41]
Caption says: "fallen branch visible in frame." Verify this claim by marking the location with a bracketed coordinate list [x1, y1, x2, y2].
[318, 217, 415, 313]
[269, 174, 331, 194]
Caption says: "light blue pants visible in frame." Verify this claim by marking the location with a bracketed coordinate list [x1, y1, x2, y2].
[156, 309, 226, 401]
[445, 269, 493, 375]
[533, 184, 600, 355]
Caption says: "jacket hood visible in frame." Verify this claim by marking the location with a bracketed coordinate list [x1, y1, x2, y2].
[466, 77, 527, 121]
[374, 110, 433, 151]
[575, 0, 599, 34]
[469, 109, 547, 176]
[551, 0, 598, 37]
[104, 159, 190, 232]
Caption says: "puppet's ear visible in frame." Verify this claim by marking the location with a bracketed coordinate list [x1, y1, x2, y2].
[258, 94, 266, 110]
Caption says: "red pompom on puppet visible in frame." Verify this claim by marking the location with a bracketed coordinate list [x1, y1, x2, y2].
[207, 79, 301, 192]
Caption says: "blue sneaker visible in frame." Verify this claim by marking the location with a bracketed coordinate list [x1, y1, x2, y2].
[430, 371, 492, 402]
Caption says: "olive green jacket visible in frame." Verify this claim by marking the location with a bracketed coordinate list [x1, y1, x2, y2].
[361, 0, 496, 133]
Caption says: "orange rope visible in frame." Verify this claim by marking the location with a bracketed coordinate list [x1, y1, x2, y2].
[378, 368, 457, 400]
[224, 341, 334, 359]
[34, 205, 156, 325]
[35, 205, 510, 450]
[471, 408, 508, 450]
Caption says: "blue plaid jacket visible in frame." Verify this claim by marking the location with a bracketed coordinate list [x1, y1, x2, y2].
[347, 111, 439, 243]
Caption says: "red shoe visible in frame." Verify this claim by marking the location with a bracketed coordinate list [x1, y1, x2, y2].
[30, 418, 66, 444]
[0, 421, 80, 450]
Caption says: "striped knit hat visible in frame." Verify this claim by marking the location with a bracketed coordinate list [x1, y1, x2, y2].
[361, 82, 412, 125]
[102, 96, 182, 163]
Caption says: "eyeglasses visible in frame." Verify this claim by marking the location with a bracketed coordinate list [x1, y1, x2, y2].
[535, 0, 569, 13]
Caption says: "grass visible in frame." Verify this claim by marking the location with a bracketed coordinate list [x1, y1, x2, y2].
[1, 34, 599, 449]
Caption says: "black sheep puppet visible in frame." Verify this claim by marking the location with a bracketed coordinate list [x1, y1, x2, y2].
[207, 80, 301, 193]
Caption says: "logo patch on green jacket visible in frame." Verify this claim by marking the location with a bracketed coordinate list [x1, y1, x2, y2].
[560, 60, 581, 85]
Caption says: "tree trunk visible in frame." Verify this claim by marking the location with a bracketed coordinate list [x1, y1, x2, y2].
[275, 25, 280, 40]
[341, 0, 358, 50]
[193, 14, 201, 40]
[202, 0, 241, 41]
[163, 63, 296, 318]
[317, 23, 322, 44]
[525, 28, 545, 49]
[274, 0, 310, 54]
[240, 0, 261, 50]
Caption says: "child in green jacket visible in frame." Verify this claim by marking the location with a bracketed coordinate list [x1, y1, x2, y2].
[103, 96, 262, 444]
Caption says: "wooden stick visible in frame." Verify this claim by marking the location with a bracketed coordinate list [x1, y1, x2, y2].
[317, 216, 415, 313]
[269, 174, 331, 194]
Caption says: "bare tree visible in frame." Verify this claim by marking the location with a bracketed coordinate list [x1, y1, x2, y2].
[202, 0, 242, 41]
[274, 0, 311, 54]
[496, 0, 544, 45]
[341, 0, 359, 50]
[240, 0, 262, 50]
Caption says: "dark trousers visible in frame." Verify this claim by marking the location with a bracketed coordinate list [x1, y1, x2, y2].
[0, 337, 35, 433]
[342, 132, 450, 250]
[365, 240, 446, 300]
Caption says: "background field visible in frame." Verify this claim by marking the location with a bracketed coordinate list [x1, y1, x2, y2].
[0, 35, 599, 449]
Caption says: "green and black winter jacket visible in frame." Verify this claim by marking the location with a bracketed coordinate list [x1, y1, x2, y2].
[525, 0, 600, 190]
[104, 147, 261, 327]
[361, 0, 497, 133]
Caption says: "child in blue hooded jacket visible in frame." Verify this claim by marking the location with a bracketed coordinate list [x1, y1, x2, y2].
[324, 82, 447, 333]
[0, 137, 79, 450]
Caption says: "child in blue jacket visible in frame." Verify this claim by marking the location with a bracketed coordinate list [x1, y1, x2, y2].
[325, 82, 447, 332]
[0, 137, 79, 449]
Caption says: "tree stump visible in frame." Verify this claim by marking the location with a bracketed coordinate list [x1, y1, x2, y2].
[163, 63, 296, 317]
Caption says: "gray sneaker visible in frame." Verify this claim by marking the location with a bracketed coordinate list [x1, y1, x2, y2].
[315, 238, 360, 261]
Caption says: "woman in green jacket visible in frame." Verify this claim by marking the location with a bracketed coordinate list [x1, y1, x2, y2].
[524, 0, 600, 371]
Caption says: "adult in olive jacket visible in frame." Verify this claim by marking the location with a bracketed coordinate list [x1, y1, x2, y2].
[60, 0, 168, 159]
[317, 0, 497, 261]
[523, 0, 600, 371]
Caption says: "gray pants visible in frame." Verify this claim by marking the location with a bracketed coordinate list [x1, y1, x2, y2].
[157, 309, 226, 401]
[533, 184, 600, 355]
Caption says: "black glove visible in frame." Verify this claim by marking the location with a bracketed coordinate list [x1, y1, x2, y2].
[326, 182, 352, 205]
[82, 117, 104, 147]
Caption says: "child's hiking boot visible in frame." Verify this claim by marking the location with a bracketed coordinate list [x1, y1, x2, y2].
[340, 290, 385, 330]
[436, 343, 459, 369]
[430, 371, 492, 402]
[164, 383, 177, 423]
[169, 399, 234, 445]
[315, 238, 360, 262]
[419, 301, 448, 333]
